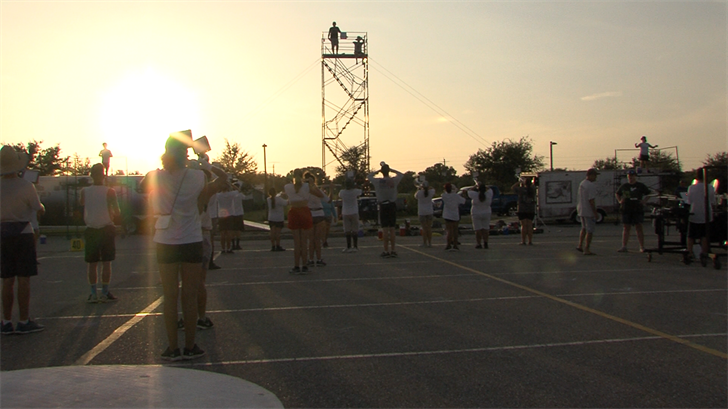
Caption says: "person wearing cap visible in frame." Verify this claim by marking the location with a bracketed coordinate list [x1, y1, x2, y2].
[634, 136, 658, 172]
[0, 145, 45, 335]
[414, 178, 435, 247]
[615, 169, 652, 253]
[80, 163, 121, 303]
[368, 163, 404, 257]
[328, 21, 342, 54]
[140, 132, 207, 361]
[576, 168, 599, 255]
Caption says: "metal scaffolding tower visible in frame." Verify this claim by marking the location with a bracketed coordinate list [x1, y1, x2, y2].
[321, 31, 369, 175]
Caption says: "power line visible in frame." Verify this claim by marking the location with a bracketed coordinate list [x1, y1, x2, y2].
[369, 58, 490, 148]
[237, 58, 321, 126]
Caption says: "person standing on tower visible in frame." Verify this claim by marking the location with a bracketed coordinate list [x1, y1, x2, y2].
[99, 143, 113, 176]
[328, 21, 341, 54]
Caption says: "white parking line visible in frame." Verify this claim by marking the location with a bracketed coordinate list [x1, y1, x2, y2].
[44, 288, 724, 321]
[73, 296, 164, 366]
[173, 333, 727, 367]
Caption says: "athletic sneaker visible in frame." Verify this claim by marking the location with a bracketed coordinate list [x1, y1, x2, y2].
[289, 266, 301, 275]
[1, 322, 14, 335]
[197, 317, 214, 330]
[475, 244, 483, 249]
[351, 247, 359, 252]
[208, 263, 222, 270]
[389, 252, 398, 258]
[342, 247, 351, 253]
[161, 347, 182, 361]
[307, 260, 316, 266]
[15, 320, 45, 334]
[483, 243, 489, 249]
[380, 252, 390, 258]
[617, 247, 628, 253]
[300, 266, 309, 274]
[316, 259, 327, 266]
[182, 344, 205, 360]
[444, 245, 452, 251]
[276, 246, 285, 251]
[99, 292, 118, 302]
[177, 318, 184, 330]
[87, 294, 99, 304]
[271, 246, 277, 252]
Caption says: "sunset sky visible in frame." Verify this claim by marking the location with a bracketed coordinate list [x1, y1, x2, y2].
[2, 1, 725, 177]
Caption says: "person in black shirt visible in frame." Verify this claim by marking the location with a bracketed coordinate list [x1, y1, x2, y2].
[615, 170, 652, 252]
[328, 22, 341, 54]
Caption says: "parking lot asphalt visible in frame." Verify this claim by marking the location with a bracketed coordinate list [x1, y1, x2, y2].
[1, 222, 726, 408]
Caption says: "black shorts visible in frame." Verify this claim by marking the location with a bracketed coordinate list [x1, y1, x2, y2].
[218, 217, 237, 231]
[378, 202, 397, 228]
[156, 242, 204, 264]
[1, 233, 38, 279]
[640, 154, 649, 162]
[517, 212, 535, 221]
[84, 225, 116, 263]
[268, 221, 284, 229]
[621, 212, 644, 226]
[688, 222, 707, 240]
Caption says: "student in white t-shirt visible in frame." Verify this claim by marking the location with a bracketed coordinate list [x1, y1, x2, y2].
[414, 180, 435, 247]
[267, 187, 288, 252]
[468, 183, 493, 249]
[140, 135, 207, 361]
[339, 179, 362, 252]
[685, 168, 717, 259]
[0, 145, 45, 335]
[577, 169, 599, 256]
[441, 183, 466, 251]
[80, 163, 120, 303]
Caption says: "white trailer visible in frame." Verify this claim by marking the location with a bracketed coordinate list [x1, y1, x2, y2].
[526, 170, 661, 223]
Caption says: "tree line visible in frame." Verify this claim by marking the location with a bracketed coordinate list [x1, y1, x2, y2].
[5, 138, 725, 196]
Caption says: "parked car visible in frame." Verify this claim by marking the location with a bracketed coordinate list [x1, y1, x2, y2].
[432, 185, 519, 218]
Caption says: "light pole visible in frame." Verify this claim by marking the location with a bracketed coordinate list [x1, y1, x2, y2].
[549, 141, 557, 171]
[262, 144, 268, 192]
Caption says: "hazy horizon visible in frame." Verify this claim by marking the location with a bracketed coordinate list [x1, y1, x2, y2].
[2, 1, 725, 177]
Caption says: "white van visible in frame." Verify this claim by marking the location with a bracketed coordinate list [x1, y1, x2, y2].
[523, 170, 661, 223]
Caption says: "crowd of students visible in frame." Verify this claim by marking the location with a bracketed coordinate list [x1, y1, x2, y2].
[0, 133, 719, 364]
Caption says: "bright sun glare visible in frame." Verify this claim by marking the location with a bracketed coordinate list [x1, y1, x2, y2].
[99, 68, 200, 172]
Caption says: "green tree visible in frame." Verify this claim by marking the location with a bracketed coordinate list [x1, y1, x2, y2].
[67, 153, 92, 176]
[464, 136, 545, 192]
[334, 145, 369, 186]
[592, 156, 628, 170]
[703, 152, 728, 168]
[398, 171, 417, 194]
[8, 140, 65, 176]
[631, 150, 681, 173]
[214, 139, 258, 180]
[419, 163, 458, 193]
